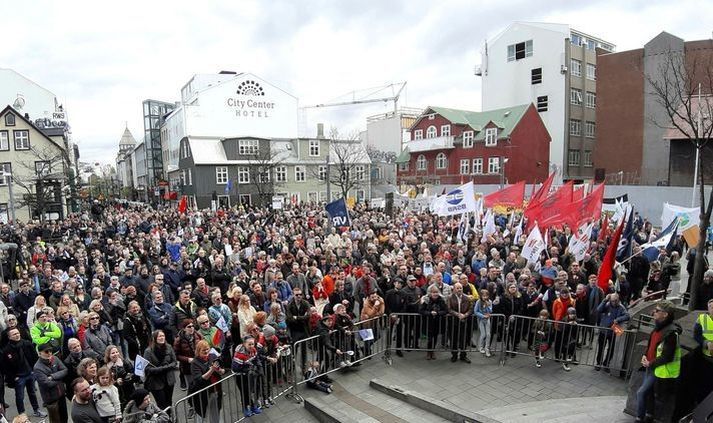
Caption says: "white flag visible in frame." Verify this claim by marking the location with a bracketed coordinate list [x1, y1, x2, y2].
[134, 354, 150, 378]
[430, 182, 477, 216]
[661, 203, 699, 232]
[513, 216, 524, 244]
[521, 224, 546, 264]
[567, 222, 593, 262]
[215, 316, 230, 333]
[481, 209, 497, 243]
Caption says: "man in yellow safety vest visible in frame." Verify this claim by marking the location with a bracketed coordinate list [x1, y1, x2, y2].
[693, 298, 713, 405]
[636, 300, 682, 423]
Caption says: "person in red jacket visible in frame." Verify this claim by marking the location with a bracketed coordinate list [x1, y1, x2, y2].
[552, 288, 576, 361]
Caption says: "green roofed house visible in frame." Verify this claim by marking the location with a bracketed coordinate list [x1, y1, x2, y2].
[397, 103, 551, 188]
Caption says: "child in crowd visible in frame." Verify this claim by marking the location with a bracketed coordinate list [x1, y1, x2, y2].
[560, 308, 579, 372]
[474, 289, 493, 357]
[304, 361, 333, 394]
[532, 309, 553, 368]
[92, 366, 122, 422]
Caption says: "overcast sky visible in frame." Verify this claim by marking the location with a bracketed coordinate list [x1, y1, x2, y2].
[2, 0, 711, 164]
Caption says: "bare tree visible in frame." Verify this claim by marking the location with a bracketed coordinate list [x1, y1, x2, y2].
[319, 128, 369, 201]
[245, 148, 285, 206]
[646, 46, 713, 310]
[365, 145, 397, 163]
[12, 146, 69, 222]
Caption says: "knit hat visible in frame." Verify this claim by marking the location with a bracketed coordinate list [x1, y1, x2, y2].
[567, 307, 577, 315]
[131, 388, 150, 405]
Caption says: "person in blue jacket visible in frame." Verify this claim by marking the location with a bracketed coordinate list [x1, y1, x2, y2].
[595, 293, 630, 371]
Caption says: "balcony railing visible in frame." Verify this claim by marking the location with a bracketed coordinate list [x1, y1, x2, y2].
[407, 135, 454, 152]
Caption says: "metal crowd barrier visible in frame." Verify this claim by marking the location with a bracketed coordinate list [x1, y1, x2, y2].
[503, 315, 638, 374]
[385, 312, 508, 364]
[172, 348, 296, 423]
[289, 314, 390, 402]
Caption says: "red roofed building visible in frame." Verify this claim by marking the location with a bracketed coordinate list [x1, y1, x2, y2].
[396, 103, 551, 188]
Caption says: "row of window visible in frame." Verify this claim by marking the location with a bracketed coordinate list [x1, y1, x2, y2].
[215, 165, 367, 184]
[0, 130, 31, 151]
[570, 88, 596, 108]
[414, 126, 498, 146]
[570, 34, 614, 52]
[568, 150, 593, 167]
[569, 119, 596, 138]
[570, 60, 596, 80]
[181, 139, 323, 159]
[411, 154, 501, 174]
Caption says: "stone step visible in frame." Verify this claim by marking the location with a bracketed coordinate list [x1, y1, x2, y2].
[477, 396, 629, 423]
[304, 395, 380, 423]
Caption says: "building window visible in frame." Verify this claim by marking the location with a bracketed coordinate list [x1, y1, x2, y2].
[435, 153, 447, 169]
[488, 157, 500, 174]
[239, 194, 251, 205]
[531, 68, 542, 84]
[568, 150, 581, 166]
[355, 165, 365, 181]
[4, 114, 15, 126]
[238, 167, 250, 184]
[584, 151, 593, 167]
[441, 125, 451, 137]
[216, 167, 228, 184]
[275, 166, 286, 182]
[356, 189, 366, 202]
[35, 161, 50, 177]
[258, 169, 270, 183]
[238, 139, 259, 155]
[295, 166, 306, 182]
[585, 121, 596, 138]
[318, 165, 327, 181]
[569, 119, 582, 136]
[414, 129, 423, 140]
[463, 131, 474, 148]
[537, 96, 548, 112]
[398, 162, 409, 171]
[586, 91, 596, 108]
[507, 40, 533, 62]
[0, 131, 8, 151]
[13, 130, 29, 150]
[187, 169, 192, 186]
[485, 128, 498, 146]
[571, 34, 582, 46]
[0, 163, 11, 186]
[587, 39, 596, 50]
[586, 63, 596, 80]
[427, 114, 435, 120]
[570, 88, 582, 105]
[417, 155, 427, 171]
[309, 139, 320, 156]
[426, 126, 437, 139]
[308, 192, 318, 203]
[472, 158, 483, 174]
[571, 59, 582, 77]
[459, 159, 470, 175]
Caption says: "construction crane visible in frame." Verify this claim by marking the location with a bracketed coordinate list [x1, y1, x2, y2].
[302, 81, 407, 112]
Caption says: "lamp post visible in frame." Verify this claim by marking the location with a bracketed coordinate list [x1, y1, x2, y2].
[499, 156, 509, 189]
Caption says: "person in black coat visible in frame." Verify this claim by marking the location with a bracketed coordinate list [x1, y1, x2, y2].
[122, 301, 151, 361]
[419, 285, 448, 360]
[494, 283, 524, 356]
[385, 279, 407, 356]
[142, 330, 177, 412]
[189, 340, 225, 421]
[1, 327, 45, 417]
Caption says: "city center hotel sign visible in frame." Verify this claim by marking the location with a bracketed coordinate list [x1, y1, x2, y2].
[226, 80, 276, 118]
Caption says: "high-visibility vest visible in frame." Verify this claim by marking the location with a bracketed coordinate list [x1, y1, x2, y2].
[654, 332, 681, 379]
[698, 313, 713, 357]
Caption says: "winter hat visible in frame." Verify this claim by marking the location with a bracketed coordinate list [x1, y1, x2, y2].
[131, 388, 150, 405]
[567, 307, 577, 315]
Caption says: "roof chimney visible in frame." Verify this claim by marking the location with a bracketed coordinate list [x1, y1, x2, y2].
[317, 123, 324, 139]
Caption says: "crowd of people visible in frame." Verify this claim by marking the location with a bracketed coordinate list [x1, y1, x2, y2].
[0, 198, 708, 422]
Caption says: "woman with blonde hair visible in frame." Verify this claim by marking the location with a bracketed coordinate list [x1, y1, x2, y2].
[60, 294, 80, 317]
[104, 344, 135, 407]
[237, 295, 257, 337]
[26, 295, 47, 328]
[89, 299, 113, 327]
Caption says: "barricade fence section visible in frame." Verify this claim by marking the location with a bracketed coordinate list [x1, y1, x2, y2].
[503, 315, 637, 374]
[172, 347, 296, 423]
[290, 315, 390, 399]
[386, 313, 508, 362]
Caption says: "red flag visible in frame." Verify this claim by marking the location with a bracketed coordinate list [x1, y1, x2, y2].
[178, 196, 187, 214]
[563, 184, 604, 229]
[598, 214, 609, 243]
[530, 172, 556, 205]
[484, 181, 526, 209]
[597, 215, 625, 291]
[573, 186, 584, 201]
[530, 181, 574, 227]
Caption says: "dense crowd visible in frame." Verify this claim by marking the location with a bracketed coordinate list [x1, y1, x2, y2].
[0, 199, 709, 422]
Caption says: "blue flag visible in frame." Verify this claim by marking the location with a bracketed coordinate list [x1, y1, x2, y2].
[224, 179, 233, 194]
[641, 220, 679, 262]
[325, 198, 351, 228]
[616, 207, 634, 262]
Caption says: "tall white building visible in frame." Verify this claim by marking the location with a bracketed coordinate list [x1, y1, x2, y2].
[478, 22, 614, 181]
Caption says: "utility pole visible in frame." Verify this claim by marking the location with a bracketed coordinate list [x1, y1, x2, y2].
[326, 141, 331, 202]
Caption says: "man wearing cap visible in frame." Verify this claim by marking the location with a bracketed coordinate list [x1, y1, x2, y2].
[635, 301, 682, 423]
[29, 310, 62, 352]
[33, 343, 68, 423]
[693, 298, 713, 405]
